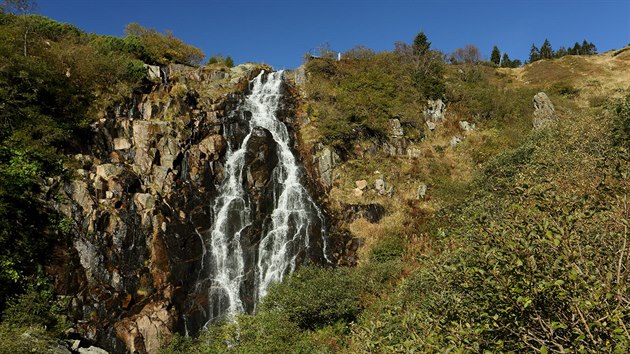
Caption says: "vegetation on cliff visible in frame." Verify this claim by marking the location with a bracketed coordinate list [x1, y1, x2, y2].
[165, 42, 630, 352]
[0, 7, 211, 349]
[0, 5, 628, 352]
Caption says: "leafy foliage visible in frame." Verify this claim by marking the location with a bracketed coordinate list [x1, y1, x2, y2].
[349, 103, 630, 352]
[260, 266, 364, 330]
[0, 11, 200, 317]
[304, 33, 445, 149]
[125, 22, 204, 66]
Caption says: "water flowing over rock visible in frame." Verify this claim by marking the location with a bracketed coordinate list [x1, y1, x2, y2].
[39, 63, 340, 353]
[185, 71, 330, 329]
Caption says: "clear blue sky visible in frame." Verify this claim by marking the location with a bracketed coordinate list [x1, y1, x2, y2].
[37, 0, 629, 69]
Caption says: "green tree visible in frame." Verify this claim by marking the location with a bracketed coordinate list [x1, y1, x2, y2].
[571, 41, 581, 55]
[581, 40, 597, 55]
[490, 45, 501, 65]
[224, 55, 234, 67]
[1, 0, 37, 56]
[412, 31, 430, 56]
[529, 43, 540, 62]
[124, 23, 204, 65]
[555, 46, 568, 58]
[500, 52, 511, 67]
[540, 39, 553, 59]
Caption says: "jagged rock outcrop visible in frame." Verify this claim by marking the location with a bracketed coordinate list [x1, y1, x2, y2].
[532, 92, 557, 129]
[424, 98, 446, 122]
[46, 64, 274, 353]
[313, 144, 340, 190]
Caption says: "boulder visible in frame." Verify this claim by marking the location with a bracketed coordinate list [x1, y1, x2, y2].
[134, 193, 156, 211]
[352, 188, 364, 197]
[114, 301, 174, 354]
[95, 164, 122, 180]
[459, 120, 475, 131]
[144, 64, 161, 81]
[244, 127, 278, 216]
[199, 134, 226, 161]
[426, 121, 436, 131]
[355, 180, 368, 190]
[375, 178, 386, 195]
[450, 136, 462, 147]
[78, 346, 109, 354]
[416, 183, 427, 199]
[532, 92, 557, 129]
[156, 136, 178, 169]
[424, 99, 446, 122]
[389, 118, 404, 138]
[113, 138, 132, 150]
[316, 145, 340, 189]
[70, 180, 94, 215]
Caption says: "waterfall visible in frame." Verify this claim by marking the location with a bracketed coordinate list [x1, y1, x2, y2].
[196, 70, 329, 326]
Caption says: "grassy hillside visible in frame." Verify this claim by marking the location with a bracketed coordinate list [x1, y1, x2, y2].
[164, 47, 630, 352]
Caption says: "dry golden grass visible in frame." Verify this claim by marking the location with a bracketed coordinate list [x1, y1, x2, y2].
[300, 47, 630, 266]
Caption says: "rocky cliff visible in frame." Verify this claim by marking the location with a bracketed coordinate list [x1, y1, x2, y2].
[42, 64, 343, 353]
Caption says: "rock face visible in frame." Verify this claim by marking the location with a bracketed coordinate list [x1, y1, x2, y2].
[532, 92, 557, 129]
[42, 64, 340, 354]
[424, 99, 446, 122]
[341, 203, 386, 223]
[314, 144, 340, 189]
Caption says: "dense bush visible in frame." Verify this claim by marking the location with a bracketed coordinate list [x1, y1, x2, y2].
[125, 22, 204, 66]
[612, 94, 630, 151]
[260, 266, 364, 330]
[304, 34, 444, 149]
[349, 104, 630, 352]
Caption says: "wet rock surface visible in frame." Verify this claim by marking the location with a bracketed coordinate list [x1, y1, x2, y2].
[43, 65, 348, 354]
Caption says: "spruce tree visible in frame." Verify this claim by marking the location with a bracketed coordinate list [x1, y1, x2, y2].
[490, 46, 501, 65]
[412, 31, 430, 56]
[572, 42, 581, 55]
[540, 39, 553, 59]
[529, 44, 540, 63]
[555, 46, 568, 58]
[500, 53, 510, 67]
[225, 56, 234, 67]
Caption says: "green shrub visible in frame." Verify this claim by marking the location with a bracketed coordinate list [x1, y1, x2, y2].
[260, 266, 363, 330]
[368, 235, 405, 262]
[1, 277, 68, 336]
[551, 81, 579, 97]
[0, 324, 58, 354]
[612, 94, 630, 151]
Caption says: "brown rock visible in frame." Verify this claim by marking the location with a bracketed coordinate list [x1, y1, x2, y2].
[355, 180, 368, 190]
[199, 134, 226, 161]
[115, 301, 175, 354]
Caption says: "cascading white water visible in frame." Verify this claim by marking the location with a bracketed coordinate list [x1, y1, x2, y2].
[201, 70, 328, 324]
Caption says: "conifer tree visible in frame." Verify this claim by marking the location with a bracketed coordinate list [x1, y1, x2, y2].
[572, 42, 581, 55]
[490, 46, 501, 65]
[224, 56, 234, 67]
[529, 44, 540, 63]
[500, 53, 510, 67]
[412, 31, 431, 56]
[540, 39, 553, 59]
[555, 46, 568, 58]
